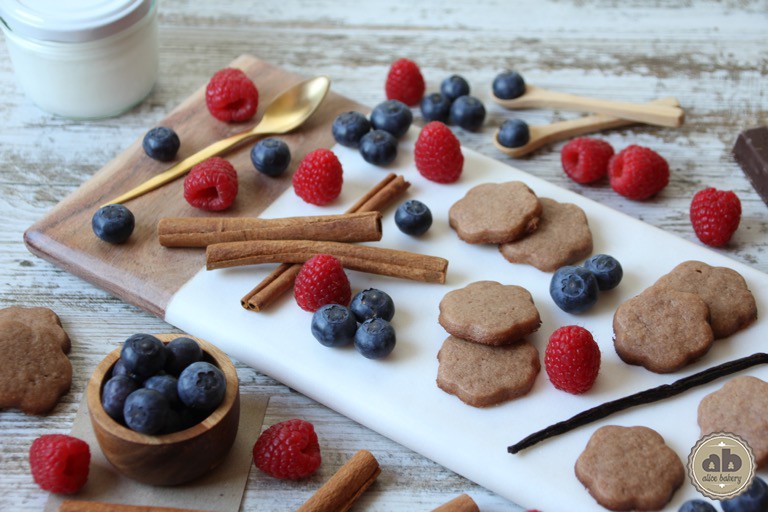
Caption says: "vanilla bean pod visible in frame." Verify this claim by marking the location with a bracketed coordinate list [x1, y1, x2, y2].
[509, 352, 768, 454]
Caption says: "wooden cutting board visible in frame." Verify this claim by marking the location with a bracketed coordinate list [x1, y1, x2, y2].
[23, 55, 363, 317]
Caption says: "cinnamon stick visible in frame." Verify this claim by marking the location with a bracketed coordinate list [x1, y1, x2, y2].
[59, 500, 210, 512]
[207, 239, 447, 283]
[346, 173, 410, 214]
[241, 173, 411, 311]
[296, 449, 381, 512]
[431, 494, 480, 512]
[158, 211, 382, 247]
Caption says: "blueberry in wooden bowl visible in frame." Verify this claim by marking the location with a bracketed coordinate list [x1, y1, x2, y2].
[87, 333, 240, 486]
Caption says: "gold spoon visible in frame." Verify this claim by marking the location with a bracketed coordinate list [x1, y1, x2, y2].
[491, 85, 684, 128]
[493, 96, 680, 158]
[102, 75, 332, 207]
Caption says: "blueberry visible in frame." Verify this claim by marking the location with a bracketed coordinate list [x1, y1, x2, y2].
[350, 288, 395, 322]
[678, 500, 716, 512]
[583, 254, 623, 291]
[123, 388, 169, 435]
[177, 406, 208, 431]
[394, 199, 432, 236]
[162, 407, 183, 434]
[144, 374, 181, 409]
[354, 318, 396, 359]
[497, 119, 530, 148]
[370, 99, 413, 138]
[722, 476, 768, 512]
[120, 333, 167, 380]
[177, 361, 226, 412]
[164, 336, 203, 376]
[142, 126, 180, 162]
[492, 70, 526, 100]
[311, 304, 358, 347]
[101, 375, 139, 422]
[359, 129, 398, 166]
[449, 95, 486, 131]
[250, 138, 291, 177]
[92, 204, 135, 244]
[440, 75, 470, 102]
[332, 111, 371, 148]
[420, 93, 452, 123]
[111, 358, 140, 382]
[549, 266, 599, 313]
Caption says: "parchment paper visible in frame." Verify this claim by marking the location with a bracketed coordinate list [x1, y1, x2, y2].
[45, 393, 268, 512]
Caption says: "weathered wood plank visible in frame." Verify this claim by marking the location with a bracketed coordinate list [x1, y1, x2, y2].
[1, 1, 766, 511]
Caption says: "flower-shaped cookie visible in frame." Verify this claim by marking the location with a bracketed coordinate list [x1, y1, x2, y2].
[499, 198, 593, 272]
[439, 280, 541, 345]
[575, 425, 684, 510]
[698, 376, 768, 468]
[436, 335, 540, 407]
[0, 307, 71, 414]
[613, 287, 714, 373]
[653, 260, 757, 339]
[448, 181, 541, 244]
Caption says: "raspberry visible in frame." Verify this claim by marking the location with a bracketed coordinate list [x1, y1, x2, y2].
[252, 419, 321, 479]
[414, 121, 464, 184]
[608, 145, 669, 200]
[385, 58, 425, 107]
[183, 157, 238, 211]
[560, 137, 615, 184]
[29, 434, 90, 494]
[292, 149, 343, 205]
[690, 187, 742, 247]
[205, 68, 259, 122]
[544, 325, 601, 394]
[294, 254, 351, 312]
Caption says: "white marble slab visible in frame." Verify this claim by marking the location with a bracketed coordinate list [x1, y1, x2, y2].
[166, 129, 768, 511]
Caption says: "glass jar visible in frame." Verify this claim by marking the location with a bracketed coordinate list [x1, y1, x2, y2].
[0, 0, 159, 119]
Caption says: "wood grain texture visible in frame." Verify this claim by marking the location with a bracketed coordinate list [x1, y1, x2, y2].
[23, 55, 361, 318]
[1, 1, 766, 511]
[59, 500, 211, 512]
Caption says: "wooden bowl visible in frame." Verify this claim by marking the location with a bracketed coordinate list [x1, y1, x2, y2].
[87, 334, 240, 486]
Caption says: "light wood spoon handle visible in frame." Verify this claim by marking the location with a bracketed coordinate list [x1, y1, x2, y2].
[494, 96, 680, 158]
[494, 85, 685, 128]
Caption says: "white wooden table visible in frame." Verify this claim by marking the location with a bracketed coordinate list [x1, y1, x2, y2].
[1, 1, 766, 510]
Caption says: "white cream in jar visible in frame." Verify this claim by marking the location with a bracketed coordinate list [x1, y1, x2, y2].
[0, 0, 158, 118]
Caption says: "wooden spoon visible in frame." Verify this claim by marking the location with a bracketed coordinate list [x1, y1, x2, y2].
[493, 96, 681, 158]
[102, 75, 331, 207]
[492, 85, 684, 128]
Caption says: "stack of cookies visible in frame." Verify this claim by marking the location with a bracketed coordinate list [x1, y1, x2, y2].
[448, 181, 593, 272]
[613, 260, 757, 373]
[435, 280, 542, 407]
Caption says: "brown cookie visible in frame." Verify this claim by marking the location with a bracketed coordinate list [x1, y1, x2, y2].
[448, 181, 541, 244]
[436, 335, 540, 407]
[575, 425, 684, 511]
[0, 306, 71, 414]
[438, 281, 541, 345]
[698, 376, 768, 468]
[613, 287, 714, 373]
[653, 260, 757, 339]
[498, 198, 593, 272]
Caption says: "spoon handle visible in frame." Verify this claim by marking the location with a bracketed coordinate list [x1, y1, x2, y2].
[101, 128, 262, 207]
[494, 97, 680, 158]
[495, 86, 685, 128]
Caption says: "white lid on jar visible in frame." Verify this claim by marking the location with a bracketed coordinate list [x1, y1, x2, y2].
[0, 0, 154, 43]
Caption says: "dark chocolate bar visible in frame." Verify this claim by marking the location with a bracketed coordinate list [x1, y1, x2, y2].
[733, 126, 768, 205]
